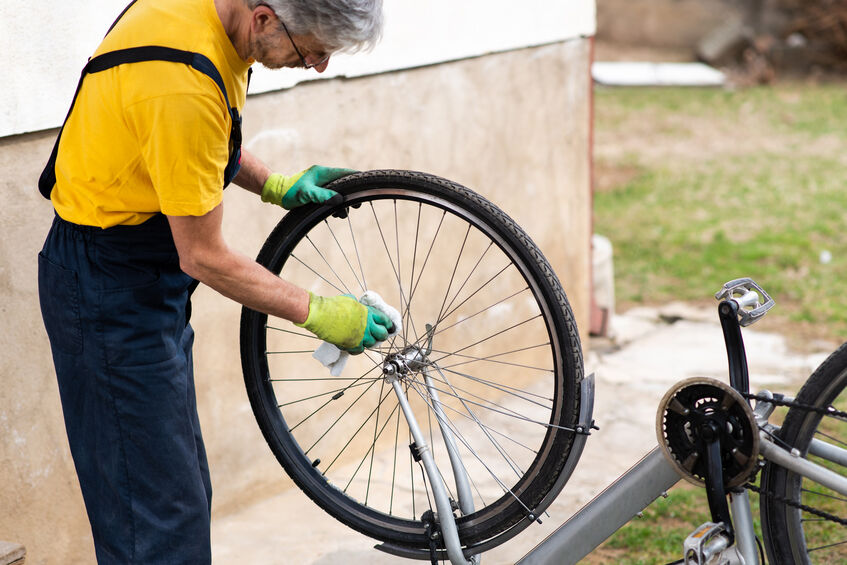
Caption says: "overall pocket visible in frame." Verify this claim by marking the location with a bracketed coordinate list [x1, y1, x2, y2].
[38, 252, 83, 355]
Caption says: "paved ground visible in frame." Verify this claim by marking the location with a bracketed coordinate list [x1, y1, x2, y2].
[210, 304, 834, 564]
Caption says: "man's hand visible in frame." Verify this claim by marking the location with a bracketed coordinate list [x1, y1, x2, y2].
[297, 293, 393, 354]
[261, 166, 356, 209]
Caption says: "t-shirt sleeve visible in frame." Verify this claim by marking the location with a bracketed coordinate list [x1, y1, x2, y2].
[125, 91, 229, 216]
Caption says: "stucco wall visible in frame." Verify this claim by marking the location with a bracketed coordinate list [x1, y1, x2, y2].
[0, 38, 592, 564]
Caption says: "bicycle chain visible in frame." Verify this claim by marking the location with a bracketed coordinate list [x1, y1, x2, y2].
[742, 392, 847, 420]
[740, 392, 847, 526]
[743, 482, 847, 526]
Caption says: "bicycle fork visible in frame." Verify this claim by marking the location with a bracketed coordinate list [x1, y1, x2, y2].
[381, 326, 479, 565]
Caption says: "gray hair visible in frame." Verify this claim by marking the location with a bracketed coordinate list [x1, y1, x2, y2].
[248, 0, 383, 53]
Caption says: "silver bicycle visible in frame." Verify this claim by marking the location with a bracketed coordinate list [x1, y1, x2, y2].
[240, 170, 847, 564]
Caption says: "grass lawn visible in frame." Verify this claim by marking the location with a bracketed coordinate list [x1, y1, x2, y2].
[589, 82, 847, 563]
[594, 83, 847, 346]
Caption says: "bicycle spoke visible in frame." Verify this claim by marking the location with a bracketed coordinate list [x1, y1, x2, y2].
[272, 377, 376, 382]
[434, 262, 513, 331]
[390, 405, 401, 515]
[347, 211, 368, 291]
[290, 253, 345, 294]
[265, 324, 319, 340]
[433, 286, 531, 336]
[283, 364, 384, 431]
[394, 200, 402, 321]
[815, 428, 847, 450]
[306, 234, 352, 294]
[807, 539, 847, 553]
[435, 224, 472, 324]
[436, 365, 553, 408]
[438, 241, 495, 323]
[432, 315, 543, 365]
[399, 266, 524, 358]
[280, 377, 377, 410]
[407, 376, 541, 455]
[407, 369, 557, 427]
[407, 209, 447, 313]
[329, 385, 398, 481]
[365, 379, 389, 503]
[433, 344, 554, 374]
[405, 203, 423, 347]
[324, 218, 366, 294]
[404, 377, 536, 516]
[800, 486, 847, 505]
[369, 201, 417, 345]
[305, 377, 382, 456]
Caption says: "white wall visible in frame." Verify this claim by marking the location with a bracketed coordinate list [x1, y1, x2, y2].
[0, 1, 596, 138]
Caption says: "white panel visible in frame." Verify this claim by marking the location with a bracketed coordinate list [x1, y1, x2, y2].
[249, 0, 597, 93]
[0, 1, 595, 137]
[0, 2, 124, 138]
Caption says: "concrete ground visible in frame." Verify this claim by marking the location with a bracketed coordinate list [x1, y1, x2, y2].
[210, 303, 834, 564]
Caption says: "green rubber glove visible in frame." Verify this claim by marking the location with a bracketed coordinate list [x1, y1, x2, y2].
[261, 166, 356, 209]
[296, 292, 393, 354]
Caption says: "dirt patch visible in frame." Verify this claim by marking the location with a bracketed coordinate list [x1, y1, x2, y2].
[594, 162, 642, 192]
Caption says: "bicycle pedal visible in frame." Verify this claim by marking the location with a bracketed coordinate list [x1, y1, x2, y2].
[714, 277, 775, 327]
[683, 522, 743, 565]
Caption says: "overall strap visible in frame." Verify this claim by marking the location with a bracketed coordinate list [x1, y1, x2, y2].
[38, 0, 240, 198]
[38, 0, 138, 199]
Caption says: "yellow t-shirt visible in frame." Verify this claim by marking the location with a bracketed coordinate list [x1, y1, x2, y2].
[51, 0, 252, 227]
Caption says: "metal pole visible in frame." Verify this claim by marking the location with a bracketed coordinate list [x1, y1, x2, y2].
[729, 491, 759, 565]
[517, 448, 680, 565]
[390, 378, 472, 565]
[760, 439, 847, 498]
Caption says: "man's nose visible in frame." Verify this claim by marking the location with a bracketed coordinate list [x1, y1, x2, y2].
[313, 57, 330, 73]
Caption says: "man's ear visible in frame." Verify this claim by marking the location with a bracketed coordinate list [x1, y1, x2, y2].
[251, 4, 277, 35]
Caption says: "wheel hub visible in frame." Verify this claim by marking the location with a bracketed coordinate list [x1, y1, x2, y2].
[383, 324, 435, 381]
[656, 377, 760, 488]
[383, 345, 430, 381]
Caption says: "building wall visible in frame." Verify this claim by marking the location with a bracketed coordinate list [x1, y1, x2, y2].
[1, 1, 595, 138]
[596, 0, 744, 49]
[0, 4, 594, 564]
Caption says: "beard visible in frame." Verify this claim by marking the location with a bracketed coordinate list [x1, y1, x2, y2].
[250, 33, 293, 70]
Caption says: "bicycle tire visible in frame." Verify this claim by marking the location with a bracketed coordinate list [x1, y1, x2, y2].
[240, 170, 583, 552]
[760, 341, 847, 564]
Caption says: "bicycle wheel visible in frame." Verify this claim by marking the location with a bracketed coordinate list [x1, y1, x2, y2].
[760, 342, 847, 564]
[240, 170, 583, 553]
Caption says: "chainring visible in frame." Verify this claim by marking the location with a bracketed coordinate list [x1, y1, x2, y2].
[656, 377, 759, 488]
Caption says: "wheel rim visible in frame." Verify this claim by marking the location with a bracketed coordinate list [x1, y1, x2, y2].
[245, 177, 579, 547]
[785, 381, 847, 563]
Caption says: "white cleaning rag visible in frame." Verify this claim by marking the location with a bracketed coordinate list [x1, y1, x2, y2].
[312, 291, 402, 376]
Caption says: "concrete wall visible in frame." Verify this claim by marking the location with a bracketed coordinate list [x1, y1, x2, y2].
[0, 37, 592, 563]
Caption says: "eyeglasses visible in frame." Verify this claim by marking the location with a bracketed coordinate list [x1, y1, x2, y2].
[278, 18, 330, 69]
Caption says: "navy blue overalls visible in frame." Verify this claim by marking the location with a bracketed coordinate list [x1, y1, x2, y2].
[37, 2, 245, 563]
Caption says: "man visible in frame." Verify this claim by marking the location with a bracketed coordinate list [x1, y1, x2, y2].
[37, 0, 387, 563]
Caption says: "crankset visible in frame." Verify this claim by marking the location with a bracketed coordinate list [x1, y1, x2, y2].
[656, 377, 759, 489]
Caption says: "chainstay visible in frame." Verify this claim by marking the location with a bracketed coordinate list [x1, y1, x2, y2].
[742, 392, 847, 526]
[742, 392, 847, 420]
[744, 482, 847, 526]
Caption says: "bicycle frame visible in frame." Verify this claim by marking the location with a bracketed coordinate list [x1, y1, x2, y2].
[375, 277, 847, 565]
[514, 278, 847, 565]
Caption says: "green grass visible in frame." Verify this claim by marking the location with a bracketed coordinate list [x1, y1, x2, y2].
[585, 483, 761, 565]
[589, 83, 847, 562]
[594, 84, 847, 341]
